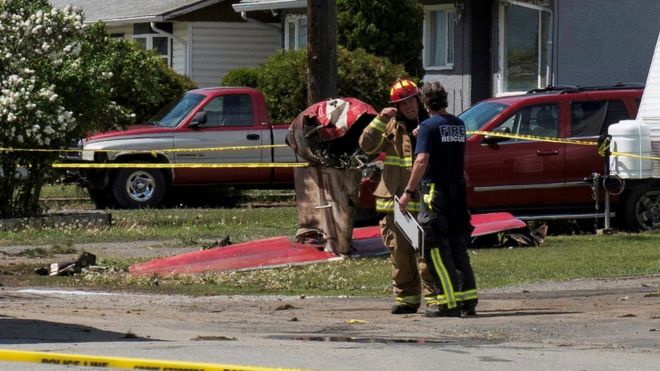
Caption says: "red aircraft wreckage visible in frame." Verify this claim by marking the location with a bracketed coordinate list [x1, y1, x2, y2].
[130, 98, 530, 275]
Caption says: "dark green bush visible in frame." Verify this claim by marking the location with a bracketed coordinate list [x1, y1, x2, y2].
[337, 0, 424, 77]
[222, 67, 259, 88]
[337, 48, 406, 112]
[223, 48, 405, 123]
[254, 50, 308, 124]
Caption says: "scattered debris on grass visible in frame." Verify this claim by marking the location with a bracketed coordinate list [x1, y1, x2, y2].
[200, 235, 232, 250]
[35, 252, 96, 276]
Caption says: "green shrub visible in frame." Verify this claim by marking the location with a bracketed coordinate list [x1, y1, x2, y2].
[337, 48, 406, 112]
[337, 0, 424, 76]
[222, 67, 259, 88]
[0, 1, 196, 218]
[224, 48, 405, 124]
[255, 50, 308, 124]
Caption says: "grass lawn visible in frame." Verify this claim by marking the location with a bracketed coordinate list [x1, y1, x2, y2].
[2, 185, 658, 295]
[1, 202, 657, 296]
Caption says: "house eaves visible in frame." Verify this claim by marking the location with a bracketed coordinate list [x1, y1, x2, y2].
[233, 0, 306, 12]
[49, 0, 226, 24]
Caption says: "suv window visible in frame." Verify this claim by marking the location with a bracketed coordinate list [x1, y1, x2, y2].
[498, 104, 559, 140]
[459, 102, 508, 133]
[202, 94, 254, 128]
[570, 100, 630, 137]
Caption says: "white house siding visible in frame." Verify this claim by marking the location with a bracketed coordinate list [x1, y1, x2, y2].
[172, 22, 189, 75]
[423, 74, 472, 115]
[190, 22, 281, 87]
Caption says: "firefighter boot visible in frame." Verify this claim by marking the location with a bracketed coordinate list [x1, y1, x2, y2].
[461, 301, 477, 317]
[391, 303, 420, 314]
[425, 304, 461, 318]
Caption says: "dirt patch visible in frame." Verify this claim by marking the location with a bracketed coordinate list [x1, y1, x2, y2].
[0, 278, 658, 352]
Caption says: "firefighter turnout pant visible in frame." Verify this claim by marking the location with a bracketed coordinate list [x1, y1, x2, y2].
[418, 182, 478, 311]
[379, 203, 435, 307]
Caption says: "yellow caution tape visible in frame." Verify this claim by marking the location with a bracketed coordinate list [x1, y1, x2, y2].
[5, 131, 660, 166]
[52, 162, 309, 169]
[0, 349, 302, 371]
[467, 130, 598, 146]
[0, 144, 289, 154]
[468, 130, 660, 161]
[610, 151, 660, 161]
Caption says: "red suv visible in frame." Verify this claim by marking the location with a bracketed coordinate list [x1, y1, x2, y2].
[458, 84, 659, 230]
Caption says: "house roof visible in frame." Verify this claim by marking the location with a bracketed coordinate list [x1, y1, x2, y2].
[232, 0, 306, 12]
[49, 0, 226, 24]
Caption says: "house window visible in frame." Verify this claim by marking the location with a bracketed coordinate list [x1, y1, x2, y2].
[284, 14, 307, 50]
[423, 5, 455, 70]
[498, 2, 552, 94]
[132, 23, 173, 66]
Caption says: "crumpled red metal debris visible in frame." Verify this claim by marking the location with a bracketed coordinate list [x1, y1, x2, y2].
[286, 98, 377, 168]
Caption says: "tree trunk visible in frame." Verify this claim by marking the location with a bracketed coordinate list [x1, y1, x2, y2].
[307, 0, 338, 105]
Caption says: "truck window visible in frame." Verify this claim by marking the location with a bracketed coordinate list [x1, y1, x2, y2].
[202, 95, 254, 128]
[151, 93, 204, 127]
[570, 100, 630, 137]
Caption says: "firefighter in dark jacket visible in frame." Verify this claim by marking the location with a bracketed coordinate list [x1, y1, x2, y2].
[359, 79, 435, 314]
[399, 81, 478, 317]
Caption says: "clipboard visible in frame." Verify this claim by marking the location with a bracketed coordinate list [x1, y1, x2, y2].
[393, 195, 424, 255]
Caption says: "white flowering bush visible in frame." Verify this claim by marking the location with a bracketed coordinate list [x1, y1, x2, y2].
[0, 0, 195, 218]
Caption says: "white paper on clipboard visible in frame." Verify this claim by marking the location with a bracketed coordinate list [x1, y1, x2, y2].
[393, 195, 424, 253]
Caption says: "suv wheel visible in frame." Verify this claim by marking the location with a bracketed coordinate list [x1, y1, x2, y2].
[619, 185, 660, 231]
[112, 169, 166, 209]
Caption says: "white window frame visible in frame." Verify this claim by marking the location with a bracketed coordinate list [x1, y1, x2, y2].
[133, 34, 172, 67]
[284, 14, 307, 50]
[423, 4, 456, 71]
[496, 1, 553, 96]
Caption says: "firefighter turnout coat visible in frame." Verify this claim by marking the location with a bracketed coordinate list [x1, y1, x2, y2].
[359, 114, 433, 307]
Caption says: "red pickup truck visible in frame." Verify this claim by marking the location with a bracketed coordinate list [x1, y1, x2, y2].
[71, 87, 298, 208]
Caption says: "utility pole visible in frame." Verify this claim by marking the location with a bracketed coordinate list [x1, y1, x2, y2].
[307, 0, 338, 104]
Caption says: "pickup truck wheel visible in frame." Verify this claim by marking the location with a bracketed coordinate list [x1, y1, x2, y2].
[112, 169, 166, 209]
[619, 186, 660, 231]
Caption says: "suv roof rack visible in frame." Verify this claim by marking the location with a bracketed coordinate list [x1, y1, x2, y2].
[526, 83, 645, 95]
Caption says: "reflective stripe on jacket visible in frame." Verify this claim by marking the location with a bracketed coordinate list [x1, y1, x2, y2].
[376, 198, 420, 213]
[359, 114, 419, 205]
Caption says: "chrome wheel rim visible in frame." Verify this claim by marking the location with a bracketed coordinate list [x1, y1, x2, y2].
[125, 171, 155, 203]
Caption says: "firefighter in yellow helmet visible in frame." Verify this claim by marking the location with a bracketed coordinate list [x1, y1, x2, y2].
[359, 79, 435, 314]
